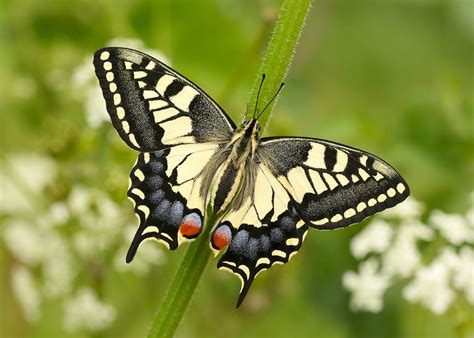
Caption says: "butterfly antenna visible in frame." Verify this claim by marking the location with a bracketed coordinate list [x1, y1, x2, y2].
[253, 74, 266, 120]
[256, 82, 285, 120]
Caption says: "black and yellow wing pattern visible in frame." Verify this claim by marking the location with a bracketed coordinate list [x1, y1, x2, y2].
[93, 47, 409, 307]
[93, 47, 234, 260]
[214, 137, 409, 305]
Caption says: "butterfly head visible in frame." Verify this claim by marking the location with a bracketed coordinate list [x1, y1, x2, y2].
[240, 118, 261, 139]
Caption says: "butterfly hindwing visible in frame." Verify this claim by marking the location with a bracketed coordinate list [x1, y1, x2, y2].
[258, 137, 410, 229]
[127, 143, 220, 261]
[211, 163, 309, 307]
[93, 47, 235, 152]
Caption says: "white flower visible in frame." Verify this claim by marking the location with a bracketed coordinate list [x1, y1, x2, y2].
[85, 86, 109, 128]
[71, 55, 108, 128]
[429, 210, 474, 245]
[68, 186, 92, 215]
[381, 219, 433, 279]
[345, 193, 474, 315]
[437, 246, 473, 304]
[437, 247, 460, 270]
[0, 154, 57, 213]
[69, 187, 123, 259]
[450, 246, 474, 304]
[342, 259, 391, 312]
[397, 219, 434, 242]
[43, 245, 76, 298]
[11, 266, 41, 322]
[0, 173, 32, 212]
[63, 287, 117, 332]
[403, 260, 455, 315]
[48, 202, 70, 226]
[382, 238, 421, 278]
[71, 57, 93, 88]
[6, 154, 57, 193]
[3, 220, 50, 265]
[350, 219, 393, 259]
[382, 197, 424, 220]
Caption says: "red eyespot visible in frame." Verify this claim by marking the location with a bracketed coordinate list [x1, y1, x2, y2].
[180, 222, 200, 237]
[212, 224, 232, 250]
[179, 213, 202, 237]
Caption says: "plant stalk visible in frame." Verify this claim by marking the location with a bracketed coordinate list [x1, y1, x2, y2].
[247, 0, 312, 130]
[146, 212, 216, 338]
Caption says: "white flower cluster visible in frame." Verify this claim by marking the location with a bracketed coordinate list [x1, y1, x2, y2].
[63, 287, 117, 332]
[0, 154, 57, 213]
[343, 195, 474, 315]
[72, 38, 170, 129]
[1, 152, 165, 332]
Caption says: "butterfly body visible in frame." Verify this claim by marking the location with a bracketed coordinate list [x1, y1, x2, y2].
[207, 119, 260, 216]
[93, 47, 410, 307]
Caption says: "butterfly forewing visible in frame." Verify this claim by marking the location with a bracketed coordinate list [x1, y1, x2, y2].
[258, 137, 410, 229]
[93, 47, 235, 151]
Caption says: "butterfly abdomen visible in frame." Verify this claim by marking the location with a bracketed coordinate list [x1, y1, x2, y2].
[207, 120, 261, 216]
[208, 158, 245, 216]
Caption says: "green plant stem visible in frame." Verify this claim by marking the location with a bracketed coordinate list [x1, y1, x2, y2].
[146, 212, 216, 338]
[146, 1, 313, 337]
[247, 0, 313, 130]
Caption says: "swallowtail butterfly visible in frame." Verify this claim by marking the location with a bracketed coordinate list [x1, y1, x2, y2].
[93, 47, 410, 307]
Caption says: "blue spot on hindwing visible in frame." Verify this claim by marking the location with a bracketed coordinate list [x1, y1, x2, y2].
[229, 230, 249, 254]
[147, 176, 163, 189]
[270, 228, 284, 243]
[149, 161, 164, 174]
[280, 216, 294, 230]
[259, 235, 271, 252]
[153, 199, 170, 220]
[153, 150, 166, 158]
[245, 238, 259, 260]
[148, 190, 164, 204]
[168, 201, 184, 226]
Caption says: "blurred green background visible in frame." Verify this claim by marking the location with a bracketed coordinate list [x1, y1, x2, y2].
[1, 0, 473, 337]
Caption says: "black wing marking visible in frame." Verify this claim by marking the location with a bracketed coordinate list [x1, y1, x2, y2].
[257, 137, 410, 229]
[211, 163, 309, 307]
[93, 47, 235, 151]
[126, 143, 219, 261]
